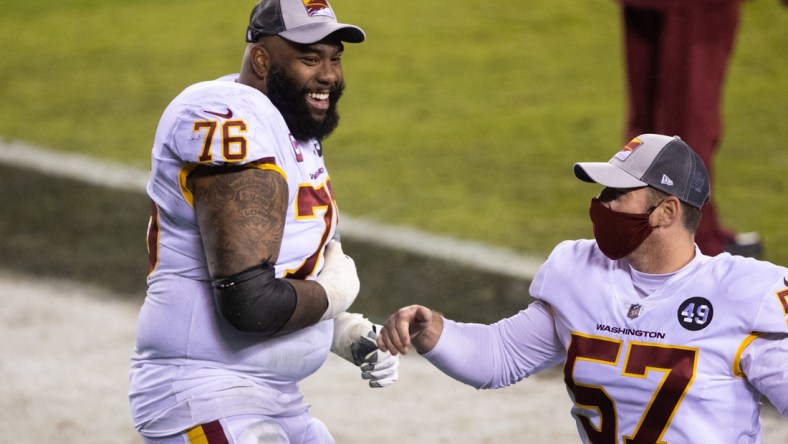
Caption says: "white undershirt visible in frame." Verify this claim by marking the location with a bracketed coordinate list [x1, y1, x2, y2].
[629, 266, 677, 298]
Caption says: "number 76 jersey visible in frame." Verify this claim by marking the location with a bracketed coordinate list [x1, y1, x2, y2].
[147, 75, 337, 282]
[132, 76, 338, 434]
[531, 240, 788, 444]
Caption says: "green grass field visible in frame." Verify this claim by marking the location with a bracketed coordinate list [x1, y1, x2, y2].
[1, 0, 786, 265]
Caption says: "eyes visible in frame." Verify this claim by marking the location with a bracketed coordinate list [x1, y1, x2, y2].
[598, 187, 641, 202]
[300, 55, 342, 65]
[292, 40, 345, 67]
[598, 187, 624, 202]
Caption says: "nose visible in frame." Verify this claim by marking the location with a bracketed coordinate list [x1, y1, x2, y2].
[316, 60, 341, 85]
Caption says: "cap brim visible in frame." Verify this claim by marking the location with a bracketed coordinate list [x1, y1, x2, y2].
[573, 162, 647, 188]
[279, 23, 365, 44]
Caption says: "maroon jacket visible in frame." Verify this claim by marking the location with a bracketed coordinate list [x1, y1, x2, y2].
[616, 0, 739, 8]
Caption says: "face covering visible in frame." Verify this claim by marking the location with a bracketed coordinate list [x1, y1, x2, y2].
[589, 197, 658, 260]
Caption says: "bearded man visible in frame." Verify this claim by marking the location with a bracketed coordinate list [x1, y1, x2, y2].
[129, 1, 399, 442]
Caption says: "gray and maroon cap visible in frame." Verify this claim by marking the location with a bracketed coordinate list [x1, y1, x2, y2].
[246, 0, 365, 44]
[573, 134, 710, 208]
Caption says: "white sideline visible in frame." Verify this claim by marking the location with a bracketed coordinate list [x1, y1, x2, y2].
[0, 272, 579, 443]
[0, 139, 544, 279]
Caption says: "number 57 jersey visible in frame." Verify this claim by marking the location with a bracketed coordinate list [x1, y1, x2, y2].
[531, 240, 788, 444]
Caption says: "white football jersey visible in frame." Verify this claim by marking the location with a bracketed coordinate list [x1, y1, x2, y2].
[531, 240, 788, 443]
[129, 75, 338, 437]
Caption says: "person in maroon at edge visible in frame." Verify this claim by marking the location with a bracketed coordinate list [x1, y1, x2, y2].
[616, 0, 787, 257]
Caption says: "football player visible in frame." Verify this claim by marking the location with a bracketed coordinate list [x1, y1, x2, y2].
[129, 1, 398, 442]
[379, 134, 788, 443]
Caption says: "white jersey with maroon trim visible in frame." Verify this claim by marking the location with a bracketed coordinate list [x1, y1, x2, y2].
[145, 74, 337, 282]
[129, 75, 339, 437]
[531, 240, 788, 444]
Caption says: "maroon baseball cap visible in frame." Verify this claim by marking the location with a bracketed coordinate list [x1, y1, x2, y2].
[246, 0, 365, 44]
[574, 134, 711, 208]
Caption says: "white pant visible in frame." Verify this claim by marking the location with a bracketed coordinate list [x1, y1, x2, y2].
[142, 412, 335, 444]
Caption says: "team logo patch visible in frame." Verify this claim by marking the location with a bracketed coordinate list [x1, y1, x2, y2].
[303, 0, 335, 18]
[289, 134, 304, 162]
[677, 297, 714, 331]
[627, 303, 642, 319]
[614, 137, 642, 161]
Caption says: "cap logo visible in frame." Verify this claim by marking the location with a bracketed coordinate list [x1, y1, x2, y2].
[661, 174, 674, 187]
[303, 0, 335, 18]
[691, 171, 705, 193]
[613, 137, 643, 162]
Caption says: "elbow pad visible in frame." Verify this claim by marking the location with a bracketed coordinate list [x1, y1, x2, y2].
[212, 263, 297, 336]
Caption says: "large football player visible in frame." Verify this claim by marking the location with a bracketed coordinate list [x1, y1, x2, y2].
[129, 1, 398, 442]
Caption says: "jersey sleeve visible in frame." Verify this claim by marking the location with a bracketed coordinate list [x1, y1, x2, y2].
[741, 272, 788, 415]
[168, 82, 287, 177]
[528, 241, 567, 303]
[529, 239, 599, 305]
[740, 333, 788, 416]
[751, 268, 788, 334]
[422, 300, 564, 389]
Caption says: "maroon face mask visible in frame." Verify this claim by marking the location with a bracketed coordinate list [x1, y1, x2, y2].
[589, 198, 656, 260]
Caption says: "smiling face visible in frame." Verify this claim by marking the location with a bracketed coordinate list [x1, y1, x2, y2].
[260, 35, 346, 141]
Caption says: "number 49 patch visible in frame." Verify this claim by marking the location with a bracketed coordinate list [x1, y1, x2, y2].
[677, 297, 714, 331]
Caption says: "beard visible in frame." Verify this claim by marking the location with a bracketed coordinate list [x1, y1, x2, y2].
[265, 65, 344, 142]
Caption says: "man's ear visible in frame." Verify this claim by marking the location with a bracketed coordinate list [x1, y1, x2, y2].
[659, 196, 682, 226]
[249, 43, 270, 79]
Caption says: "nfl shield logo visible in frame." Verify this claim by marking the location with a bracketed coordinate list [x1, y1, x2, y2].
[289, 134, 304, 162]
[627, 303, 642, 319]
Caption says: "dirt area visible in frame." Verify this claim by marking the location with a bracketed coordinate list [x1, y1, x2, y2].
[1, 273, 786, 443]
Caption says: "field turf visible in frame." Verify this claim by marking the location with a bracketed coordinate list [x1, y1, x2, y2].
[1, 0, 786, 266]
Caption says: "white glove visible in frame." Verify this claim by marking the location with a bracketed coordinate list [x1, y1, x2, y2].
[332, 312, 400, 388]
[353, 326, 400, 388]
[316, 241, 360, 320]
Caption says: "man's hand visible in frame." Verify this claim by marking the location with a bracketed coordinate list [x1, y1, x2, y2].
[351, 327, 399, 388]
[377, 305, 443, 356]
[316, 241, 359, 320]
[332, 312, 399, 388]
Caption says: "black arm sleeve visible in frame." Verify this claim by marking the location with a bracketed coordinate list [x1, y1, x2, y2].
[212, 262, 297, 336]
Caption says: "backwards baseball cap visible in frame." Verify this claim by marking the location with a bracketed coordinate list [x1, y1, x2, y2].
[573, 134, 710, 208]
[246, 0, 365, 45]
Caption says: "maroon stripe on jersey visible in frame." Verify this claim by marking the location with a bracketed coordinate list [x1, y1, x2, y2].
[201, 420, 230, 444]
[147, 201, 160, 275]
[249, 156, 277, 166]
[777, 288, 788, 314]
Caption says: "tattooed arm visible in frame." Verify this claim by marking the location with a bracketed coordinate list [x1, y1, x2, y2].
[187, 165, 329, 333]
